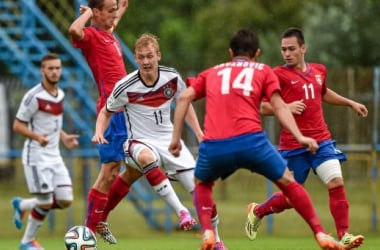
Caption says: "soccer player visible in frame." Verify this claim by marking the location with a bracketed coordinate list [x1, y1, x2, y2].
[92, 33, 226, 250]
[12, 53, 79, 250]
[169, 28, 345, 250]
[69, 0, 197, 244]
[245, 27, 366, 250]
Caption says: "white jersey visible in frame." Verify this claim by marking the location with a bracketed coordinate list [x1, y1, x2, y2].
[106, 66, 187, 140]
[16, 83, 65, 166]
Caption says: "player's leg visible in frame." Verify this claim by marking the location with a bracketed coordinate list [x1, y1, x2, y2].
[126, 139, 196, 230]
[87, 113, 126, 244]
[315, 158, 364, 249]
[246, 153, 310, 239]
[12, 197, 37, 230]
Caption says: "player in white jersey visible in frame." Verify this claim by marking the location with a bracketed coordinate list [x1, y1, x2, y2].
[93, 33, 226, 249]
[11, 53, 79, 250]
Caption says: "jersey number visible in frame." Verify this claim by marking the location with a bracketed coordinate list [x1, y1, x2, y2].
[154, 110, 163, 125]
[217, 68, 254, 96]
[302, 83, 315, 99]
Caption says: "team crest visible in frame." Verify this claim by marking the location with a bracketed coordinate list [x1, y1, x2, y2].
[163, 87, 174, 98]
[315, 74, 323, 85]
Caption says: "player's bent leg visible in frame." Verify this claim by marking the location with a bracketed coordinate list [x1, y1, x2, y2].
[340, 233, 364, 250]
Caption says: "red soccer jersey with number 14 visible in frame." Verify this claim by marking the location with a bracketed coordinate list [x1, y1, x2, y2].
[273, 63, 331, 150]
[188, 59, 281, 140]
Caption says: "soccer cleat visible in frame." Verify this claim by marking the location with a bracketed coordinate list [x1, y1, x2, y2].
[245, 203, 262, 240]
[96, 221, 117, 244]
[340, 233, 365, 250]
[179, 210, 196, 231]
[214, 240, 228, 250]
[12, 197, 25, 230]
[201, 229, 216, 250]
[315, 232, 345, 250]
[19, 240, 44, 250]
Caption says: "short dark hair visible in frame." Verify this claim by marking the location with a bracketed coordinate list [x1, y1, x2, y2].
[229, 28, 259, 58]
[88, 0, 119, 9]
[41, 53, 60, 67]
[282, 27, 305, 45]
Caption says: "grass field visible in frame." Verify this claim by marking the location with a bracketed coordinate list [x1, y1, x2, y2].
[1, 158, 379, 249]
[0, 234, 380, 250]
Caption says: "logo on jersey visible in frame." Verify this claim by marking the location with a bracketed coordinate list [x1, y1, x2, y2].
[291, 80, 300, 85]
[315, 74, 323, 85]
[127, 77, 178, 107]
[37, 98, 63, 115]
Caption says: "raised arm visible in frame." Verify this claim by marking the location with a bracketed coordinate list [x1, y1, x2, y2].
[68, 5, 93, 41]
[114, 0, 128, 29]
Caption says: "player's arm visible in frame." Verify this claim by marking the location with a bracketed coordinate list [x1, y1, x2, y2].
[113, 0, 128, 29]
[68, 5, 93, 41]
[323, 88, 368, 117]
[13, 119, 48, 147]
[92, 106, 113, 144]
[60, 130, 79, 149]
[169, 87, 197, 157]
[261, 99, 306, 116]
[184, 104, 203, 143]
[270, 91, 318, 153]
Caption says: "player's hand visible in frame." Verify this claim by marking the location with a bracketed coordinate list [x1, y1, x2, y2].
[92, 133, 108, 144]
[288, 100, 306, 115]
[79, 5, 92, 16]
[168, 140, 182, 157]
[351, 102, 368, 118]
[37, 134, 49, 147]
[298, 136, 319, 153]
[63, 134, 79, 149]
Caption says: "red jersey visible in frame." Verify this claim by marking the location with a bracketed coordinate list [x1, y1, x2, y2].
[189, 59, 280, 140]
[273, 63, 331, 150]
[72, 26, 127, 114]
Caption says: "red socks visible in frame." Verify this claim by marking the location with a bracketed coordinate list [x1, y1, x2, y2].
[277, 181, 324, 234]
[145, 167, 167, 186]
[255, 191, 292, 218]
[193, 182, 215, 231]
[86, 188, 108, 233]
[329, 186, 349, 239]
[102, 176, 131, 221]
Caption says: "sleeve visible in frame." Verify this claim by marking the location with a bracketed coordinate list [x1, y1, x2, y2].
[263, 66, 281, 101]
[187, 69, 208, 100]
[15, 92, 38, 122]
[106, 79, 128, 112]
[72, 27, 91, 49]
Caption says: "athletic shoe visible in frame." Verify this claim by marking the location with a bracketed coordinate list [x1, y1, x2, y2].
[200, 229, 215, 250]
[245, 203, 262, 240]
[340, 232, 365, 250]
[96, 221, 117, 244]
[179, 210, 196, 231]
[12, 197, 25, 230]
[315, 232, 345, 250]
[214, 240, 228, 250]
[19, 240, 44, 250]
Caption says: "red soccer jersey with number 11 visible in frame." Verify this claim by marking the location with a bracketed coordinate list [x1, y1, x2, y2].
[188, 59, 281, 140]
[273, 63, 332, 150]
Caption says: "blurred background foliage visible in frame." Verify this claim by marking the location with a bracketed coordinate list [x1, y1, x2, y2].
[118, 0, 379, 75]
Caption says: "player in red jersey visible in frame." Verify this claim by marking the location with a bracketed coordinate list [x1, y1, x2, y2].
[169, 28, 344, 250]
[246, 27, 367, 250]
[69, 0, 196, 244]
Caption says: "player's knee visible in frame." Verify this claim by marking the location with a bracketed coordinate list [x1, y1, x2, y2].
[316, 159, 342, 185]
[56, 199, 72, 209]
[137, 148, 156, 167]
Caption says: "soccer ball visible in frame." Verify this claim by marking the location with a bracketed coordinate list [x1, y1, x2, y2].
[64, 225, 97, 250]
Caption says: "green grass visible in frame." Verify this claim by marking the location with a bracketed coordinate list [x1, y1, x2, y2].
[1, 158, 379, 249]
[1, 234, 379, 250]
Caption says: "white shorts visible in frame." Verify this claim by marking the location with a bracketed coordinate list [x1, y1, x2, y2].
[124, 138, 195, 184]
[23, 161, 72, 195]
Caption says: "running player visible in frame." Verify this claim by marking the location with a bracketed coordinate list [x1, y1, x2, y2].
[69, 0, 197, 244]
[246, 27, 366, 250]
[169, 28, 344, 250]
[12, 53, 79, 250]
[92, 33, 226, 250]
